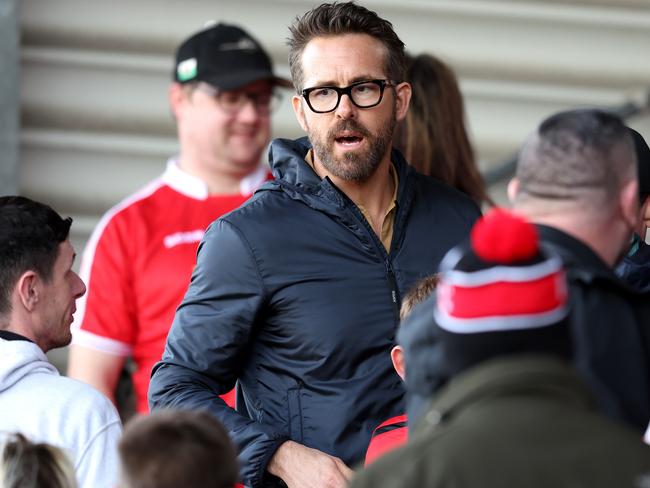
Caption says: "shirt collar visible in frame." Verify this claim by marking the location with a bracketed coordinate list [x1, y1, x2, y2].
[161, 158, 268, 200]
[0, 330, 34, 343]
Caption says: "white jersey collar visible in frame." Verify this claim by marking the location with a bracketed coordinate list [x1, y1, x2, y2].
[162, 158, 268, 200]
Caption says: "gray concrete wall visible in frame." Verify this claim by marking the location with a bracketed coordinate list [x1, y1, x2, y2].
[0, 0, 18, 196]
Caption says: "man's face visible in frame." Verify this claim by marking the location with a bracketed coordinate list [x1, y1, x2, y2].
[292, 34, 410, 181]
[36, 240, 86, 352]
[175, 80, 273, 176]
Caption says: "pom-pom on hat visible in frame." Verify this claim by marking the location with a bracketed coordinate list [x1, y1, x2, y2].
[436, 209, 567, 333]
[431, 208, 571, 376]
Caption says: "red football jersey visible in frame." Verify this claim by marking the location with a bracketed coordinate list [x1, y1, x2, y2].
[365, 414, 408, 465]
[72, 159, 270, 413]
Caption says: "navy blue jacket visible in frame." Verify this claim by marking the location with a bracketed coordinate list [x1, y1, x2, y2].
[149, 137, 480, 487]
[616, 233, 650, 293]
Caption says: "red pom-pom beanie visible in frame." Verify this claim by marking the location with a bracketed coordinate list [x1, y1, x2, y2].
[432, 207, 571, 377]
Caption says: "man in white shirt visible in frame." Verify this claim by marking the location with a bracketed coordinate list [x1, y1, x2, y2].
[0, 196, 121, 488]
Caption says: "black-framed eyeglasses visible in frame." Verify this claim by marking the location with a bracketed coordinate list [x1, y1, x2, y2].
[301, 79, 394, 114]
[195, 82, 282, 115]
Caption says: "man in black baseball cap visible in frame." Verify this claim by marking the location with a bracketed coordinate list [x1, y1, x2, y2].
[67, 22, 289, 418]
[174, 22, 292, 90]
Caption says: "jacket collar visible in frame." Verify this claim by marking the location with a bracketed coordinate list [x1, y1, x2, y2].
[535, 224, 621, 283]
[0, 330, 33, 343]
[420, 355, 593, 430]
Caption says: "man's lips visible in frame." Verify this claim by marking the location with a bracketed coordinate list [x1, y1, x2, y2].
[334, 131, 364, 147]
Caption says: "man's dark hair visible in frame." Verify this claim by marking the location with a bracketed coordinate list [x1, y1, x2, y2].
[516, 109, 636, 204]
[0, 196, 72, 318]
[287, 1, 406, 92]
[118, 409, 239, 488]
[400, 274, 440, 322]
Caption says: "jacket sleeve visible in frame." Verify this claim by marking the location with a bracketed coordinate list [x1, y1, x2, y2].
[149, 218, 288, 487]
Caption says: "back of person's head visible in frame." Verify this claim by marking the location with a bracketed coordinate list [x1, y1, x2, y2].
[431, 208, 572, 378]
[514, 108, 636, 212]
[287, 1, 406, 92]
[0, 433, 78, 488]
[118, 409, 238, 488]
[394, 53, 490, 206]
[400, 274, 440, 322]
[0, 196, 72, 321]
[393, 274, 440, 381]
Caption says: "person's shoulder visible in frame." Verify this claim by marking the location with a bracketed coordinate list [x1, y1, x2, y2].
[216, 182, 295, 231]
[88, 175, 171, 245]
[408, 173, 482, 224]
[353, 427, 453, 488]
[413, 172, 478, 205]
[56, 376, 121, 423]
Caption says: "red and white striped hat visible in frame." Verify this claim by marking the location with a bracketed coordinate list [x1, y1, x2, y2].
[434, 208, 569, 335]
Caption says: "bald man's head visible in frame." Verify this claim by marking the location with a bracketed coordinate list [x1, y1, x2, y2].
[515, 109, 636, 210]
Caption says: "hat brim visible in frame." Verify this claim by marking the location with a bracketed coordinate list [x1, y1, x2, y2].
[201, 70, 293, 91]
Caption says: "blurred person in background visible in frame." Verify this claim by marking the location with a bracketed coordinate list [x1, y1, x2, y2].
[0, 433, 78, 488]
[393, 52, 492, 207]
[0, 196, 121, 488]
[67, 22, 290, 417]
[118, 410, 239, 488]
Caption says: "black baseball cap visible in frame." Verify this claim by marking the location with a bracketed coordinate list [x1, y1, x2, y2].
[173, 23, 292, 90]
[629, 128, 650, 197]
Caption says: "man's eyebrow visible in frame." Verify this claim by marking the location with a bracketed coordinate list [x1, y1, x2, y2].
[305, 76, 382, 89]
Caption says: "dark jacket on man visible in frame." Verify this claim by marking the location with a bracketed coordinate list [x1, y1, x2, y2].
[148, 137, 480, 487]
[401, 224, 650, 432]
[617, 233, 650, 293]
[351, 355, 650, 488]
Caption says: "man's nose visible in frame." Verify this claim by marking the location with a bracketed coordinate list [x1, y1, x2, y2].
[73, 272, 87, 298]
[334, 94, 356, 119]
[237, 96, 263, 122]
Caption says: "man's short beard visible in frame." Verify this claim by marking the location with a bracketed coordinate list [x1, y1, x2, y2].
[310, 106, 397, 182]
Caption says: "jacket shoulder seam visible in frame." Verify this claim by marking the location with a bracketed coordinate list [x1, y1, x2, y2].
[220, 218, 270, 299]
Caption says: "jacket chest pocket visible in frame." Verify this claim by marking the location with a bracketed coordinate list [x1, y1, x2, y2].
[287, 386, 303, 442]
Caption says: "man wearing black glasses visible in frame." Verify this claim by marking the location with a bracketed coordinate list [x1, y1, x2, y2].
[150, 4, 480, 488]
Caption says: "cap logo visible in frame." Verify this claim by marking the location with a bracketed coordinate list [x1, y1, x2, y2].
[177, 58, 198, 82]
[219, 38, 257, 52]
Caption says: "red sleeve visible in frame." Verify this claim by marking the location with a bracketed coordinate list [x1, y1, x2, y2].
[72, 208, 137, 355]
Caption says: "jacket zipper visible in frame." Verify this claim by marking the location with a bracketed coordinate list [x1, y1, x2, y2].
[385, 259, 400, 324]
[323, 177, 402, 324]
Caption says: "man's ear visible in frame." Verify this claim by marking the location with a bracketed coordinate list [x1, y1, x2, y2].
[619, 178, 640, 232]
[507, 177, 520, 204]
[390, 345, 405, 380]
[168, 83, 187, 122]
[292, 94, 308, 132]
[639, 196, 650, 239]
[394, 82, 411, 123]
[16, 271, 40, 312]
